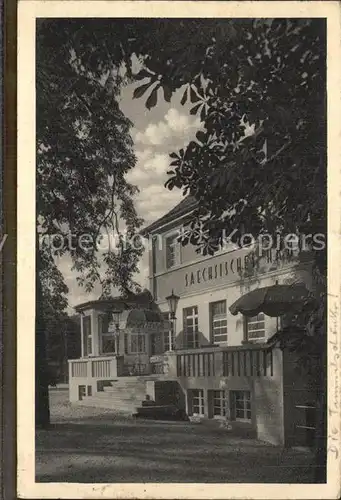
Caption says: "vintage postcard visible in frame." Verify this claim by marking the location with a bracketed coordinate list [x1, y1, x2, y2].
[16, 1, 341, 498]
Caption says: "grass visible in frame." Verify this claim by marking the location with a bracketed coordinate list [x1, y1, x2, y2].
[35, 389, 315, 483]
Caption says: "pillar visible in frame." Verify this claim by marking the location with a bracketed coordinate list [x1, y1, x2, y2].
[80, 314, 84, 357]
[91, 309, 99, 356]
[166, 351, 177, 377]
[254, 347, 285, 445]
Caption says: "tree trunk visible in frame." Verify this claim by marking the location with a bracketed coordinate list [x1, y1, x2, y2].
[35, 239, 50, 429]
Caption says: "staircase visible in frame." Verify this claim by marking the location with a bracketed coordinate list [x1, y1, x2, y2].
[76, 377, 152, 414]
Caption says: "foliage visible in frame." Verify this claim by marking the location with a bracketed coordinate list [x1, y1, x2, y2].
[37, 20, 144, 302]
[131, 19, 326, 264]
[128, 19, 327, 480]
[37, 17, 327, 296]
[36, 19, 147, 427]
[36, 20, 327, 466]
[45, 309, 81, 381]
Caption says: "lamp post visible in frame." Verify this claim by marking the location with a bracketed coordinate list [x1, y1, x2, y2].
[110, 310, 121, 355]
[166, 290, 180, 352]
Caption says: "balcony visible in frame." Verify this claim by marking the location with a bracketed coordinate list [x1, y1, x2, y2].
[69, 344, 275, 384]
[69, 355, 126, 380]
[69, 355, 169, 380]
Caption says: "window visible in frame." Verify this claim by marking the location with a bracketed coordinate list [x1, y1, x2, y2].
[162, 312, 175, 351]
[165, 234, 178, 269]
[183, 306, 199, 348]
[98, 314, 116, 354]
[130, 334, 146, 353]
[210, 300, 228, 344]
[212, 390, 227, 418]
[101, 336, 116, 354]
[190, 389, 204, 415]
[231, 390, 251, 421]
[245, 312, 265, 341]
[98, 313, 110, 334]
[82, 315, 92, 356]
[78, 385, 86, 400]
[151, 235, 157, 274]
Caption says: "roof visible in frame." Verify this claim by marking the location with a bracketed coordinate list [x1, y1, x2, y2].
[74, 290, 158, 313]
[74, 297, 122, 313]
[120, 308, 170, 331]
[140, 195, 198, 236]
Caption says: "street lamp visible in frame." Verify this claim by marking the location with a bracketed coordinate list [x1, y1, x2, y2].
[166, 289, 180, 351]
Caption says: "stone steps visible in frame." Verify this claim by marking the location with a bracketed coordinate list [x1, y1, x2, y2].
[76, 377, 148, 412]
[103, 386, 146, 395]
[78, 393, 141, 409]
[77, 397, 136, 413]
[84, 395, 141, 404]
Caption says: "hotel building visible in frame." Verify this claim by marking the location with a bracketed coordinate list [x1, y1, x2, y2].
[69, 196, 317, 448]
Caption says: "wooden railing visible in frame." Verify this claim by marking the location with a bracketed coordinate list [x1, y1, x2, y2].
[69, 346, 275, 380]
[71, 360, 88, 378]
[176, 351, 217, 377]
[69, 355, 125, 379]
[175, 345, 274, 378]
[91, 359, 111, 378]
[222, 348, 273, 377]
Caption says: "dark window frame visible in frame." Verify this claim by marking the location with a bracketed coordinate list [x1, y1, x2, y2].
[210, 300, 228, 344]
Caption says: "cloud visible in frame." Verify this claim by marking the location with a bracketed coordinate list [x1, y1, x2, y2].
[137, 183, 184, 223]
[127, 151, 170, 185]
[126, 146, 185, 225]
[127, 149, 184, 225]
[127, 108, 199, 225]
[135, 107, 201, 146]
[57, 103, 201, 309]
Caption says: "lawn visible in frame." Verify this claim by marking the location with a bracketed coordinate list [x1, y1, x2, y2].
[35, 389, 315, 483]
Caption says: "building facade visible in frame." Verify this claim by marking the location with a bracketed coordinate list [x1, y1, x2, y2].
[69, 196, 316, 448]
[68, 292, 171, 402]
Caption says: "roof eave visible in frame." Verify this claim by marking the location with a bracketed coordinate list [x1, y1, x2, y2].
[74, 298, 120, 313]
[140, 203, 198, 237]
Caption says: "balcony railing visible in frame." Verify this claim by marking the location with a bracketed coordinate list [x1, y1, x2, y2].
[69, 345, 275, 381]
[69, 355, 125, 379]
[176, 351, 217, 377]
[71, 360, 88, 378]
[91, 359, 111, 378]
[175, 345, 274, 378]
[223, 348, 273, 377]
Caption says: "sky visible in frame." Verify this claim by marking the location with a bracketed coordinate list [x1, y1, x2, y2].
[59, 80, 203, 314]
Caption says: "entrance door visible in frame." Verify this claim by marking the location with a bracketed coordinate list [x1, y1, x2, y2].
[78, 385, 86, 401]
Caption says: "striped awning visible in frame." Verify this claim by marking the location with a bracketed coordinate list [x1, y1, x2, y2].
[229, 284, 314, 317]
[119, 308, 171, 333]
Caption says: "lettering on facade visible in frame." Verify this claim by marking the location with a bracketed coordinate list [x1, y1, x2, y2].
[184, 249, 295, 288]
[184, 252, 258, 288]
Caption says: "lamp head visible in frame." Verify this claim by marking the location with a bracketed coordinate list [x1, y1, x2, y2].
[165, 289, 180, 319]
[111, 309, 121, 330]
